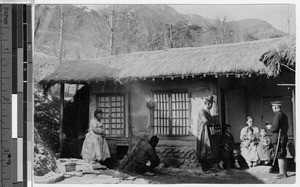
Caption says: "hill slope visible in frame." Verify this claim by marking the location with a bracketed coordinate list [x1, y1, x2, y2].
[34, 4, 288, 82]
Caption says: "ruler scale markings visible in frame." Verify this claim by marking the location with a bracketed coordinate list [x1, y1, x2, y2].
[11, 5, 18, 186]
[17, 94, 23, 183]
[23, 6, 27, 63]
[23, 63, 27, 82]
[1, 4, 13, 187]
[16, 4, 23, 185]
[0, 5, 2, 184]
[23, 102, 27, 186]
[11, 5, 17, 95]
[25, 4, 32, 186]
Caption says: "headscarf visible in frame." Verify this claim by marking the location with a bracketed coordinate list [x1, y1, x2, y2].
[94, 107, 103, 118]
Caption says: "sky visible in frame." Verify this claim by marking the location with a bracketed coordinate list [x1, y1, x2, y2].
[169, 4, 296, 34]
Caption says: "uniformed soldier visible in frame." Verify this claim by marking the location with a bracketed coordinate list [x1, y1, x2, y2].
[266, 101, 289, 179]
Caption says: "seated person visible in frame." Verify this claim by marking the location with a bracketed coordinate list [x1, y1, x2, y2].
[257, 128, 274, 165]
[240, 127, 259, 167]
[134, 135, 160, 176]
[219, 124, 241, 169]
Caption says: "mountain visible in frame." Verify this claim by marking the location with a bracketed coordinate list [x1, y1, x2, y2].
[127, 4, 187, 24]
[229, 19, 288, 41]
[182, 14, 214, 25]
[34, 4, 288, 82]
[126, 4, 287, 40]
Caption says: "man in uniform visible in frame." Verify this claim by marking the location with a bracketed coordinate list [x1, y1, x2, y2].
[266, 101, 289, 179]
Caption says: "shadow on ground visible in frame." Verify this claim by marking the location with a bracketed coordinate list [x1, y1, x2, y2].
[138, 169, 265, 184]
[127, 158, 295, 184]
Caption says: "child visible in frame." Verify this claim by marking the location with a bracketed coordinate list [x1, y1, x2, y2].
[219, 124, 240, 169]
[257, 129, 274, 165]
[241, 127, 259, 167]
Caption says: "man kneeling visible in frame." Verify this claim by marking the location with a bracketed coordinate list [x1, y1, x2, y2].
[134, 135, 160, 176]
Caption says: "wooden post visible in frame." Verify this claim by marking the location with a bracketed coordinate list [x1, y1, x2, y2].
[127, 90, 132, 154]
[59, 83, 65, 155]
[150, 109, 154, 136]
[78, 84, 82, 138]
[146, 96, 155, 136]
[292, 89, 295, 140]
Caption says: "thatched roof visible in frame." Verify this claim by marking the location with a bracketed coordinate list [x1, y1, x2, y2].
[40, 37, 294, 85]
[39, 60, 119, 85]
[260, 36, 295, 76]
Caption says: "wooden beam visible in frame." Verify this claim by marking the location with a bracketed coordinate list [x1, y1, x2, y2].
[277, 84, 295, 87]
[59, 83, 65, 155]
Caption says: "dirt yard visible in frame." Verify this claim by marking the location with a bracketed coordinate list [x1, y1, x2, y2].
[34, 158, 295, 185]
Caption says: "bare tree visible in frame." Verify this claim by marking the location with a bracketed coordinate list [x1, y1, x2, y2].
[34, 5, 45, 36]
[109, 6, 115, 55]
[135, 15, 166, 51]
[206, 16, 233, 44]
[93, 5, 128, 56]
[58, 4, 64, 63]
[34, 5, 55, 42]
[287, 5, 294, 35]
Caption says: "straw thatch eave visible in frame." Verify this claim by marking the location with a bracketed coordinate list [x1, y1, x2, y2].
[39, 37, 292, 86]
[260, 36, 295, 76]
[39, 60, 119, 86]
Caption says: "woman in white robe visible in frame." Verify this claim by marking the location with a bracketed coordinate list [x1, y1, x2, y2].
[81, 108, 111, 163]
[240, 116, 260, 167]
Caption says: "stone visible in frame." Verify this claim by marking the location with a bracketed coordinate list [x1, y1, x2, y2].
[34, 172, 65, 184]
[133, 178, 150, 184]
[156, 163, 165, 169]
[126, 176, 137, 181]
[62, 171, 83, 177]
[247, 165, 272, 173]
[187, 151, 194, 158]
[180, 164, 189, 170]
[187, 168, 203, 175]
[92, 163, 107, 170]
[64, 174, 71, 178]
[173, 153, 180, 158]
[82, 170, 102, 175]
[163, 157, 185, 168]
[34, 128, 58, 176]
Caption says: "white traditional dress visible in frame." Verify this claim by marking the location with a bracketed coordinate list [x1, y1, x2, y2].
[257, 135, 274, 161]
[81, 117, 111, 163]
[240, 126, 259, 163]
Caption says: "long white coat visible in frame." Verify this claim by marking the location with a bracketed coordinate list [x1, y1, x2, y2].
[81, 117, 111, 163]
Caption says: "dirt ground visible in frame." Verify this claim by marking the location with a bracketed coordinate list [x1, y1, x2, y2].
[138, 166, 296, 184]
[55, 166, 296, 184]
[35, 158, 296, 184]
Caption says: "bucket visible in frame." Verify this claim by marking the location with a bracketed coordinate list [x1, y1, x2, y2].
[65, 163, 76, 172]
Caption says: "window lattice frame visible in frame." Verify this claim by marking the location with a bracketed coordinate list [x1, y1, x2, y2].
[97, 94, 125, 137]
[153, 92, 190, 135]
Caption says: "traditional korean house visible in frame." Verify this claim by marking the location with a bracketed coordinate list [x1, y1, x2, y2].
[39, 36, 295, 168]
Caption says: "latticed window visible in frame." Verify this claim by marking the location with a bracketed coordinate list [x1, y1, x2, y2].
[97, 95, 125, 136]
[153, 92, 189, 135]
